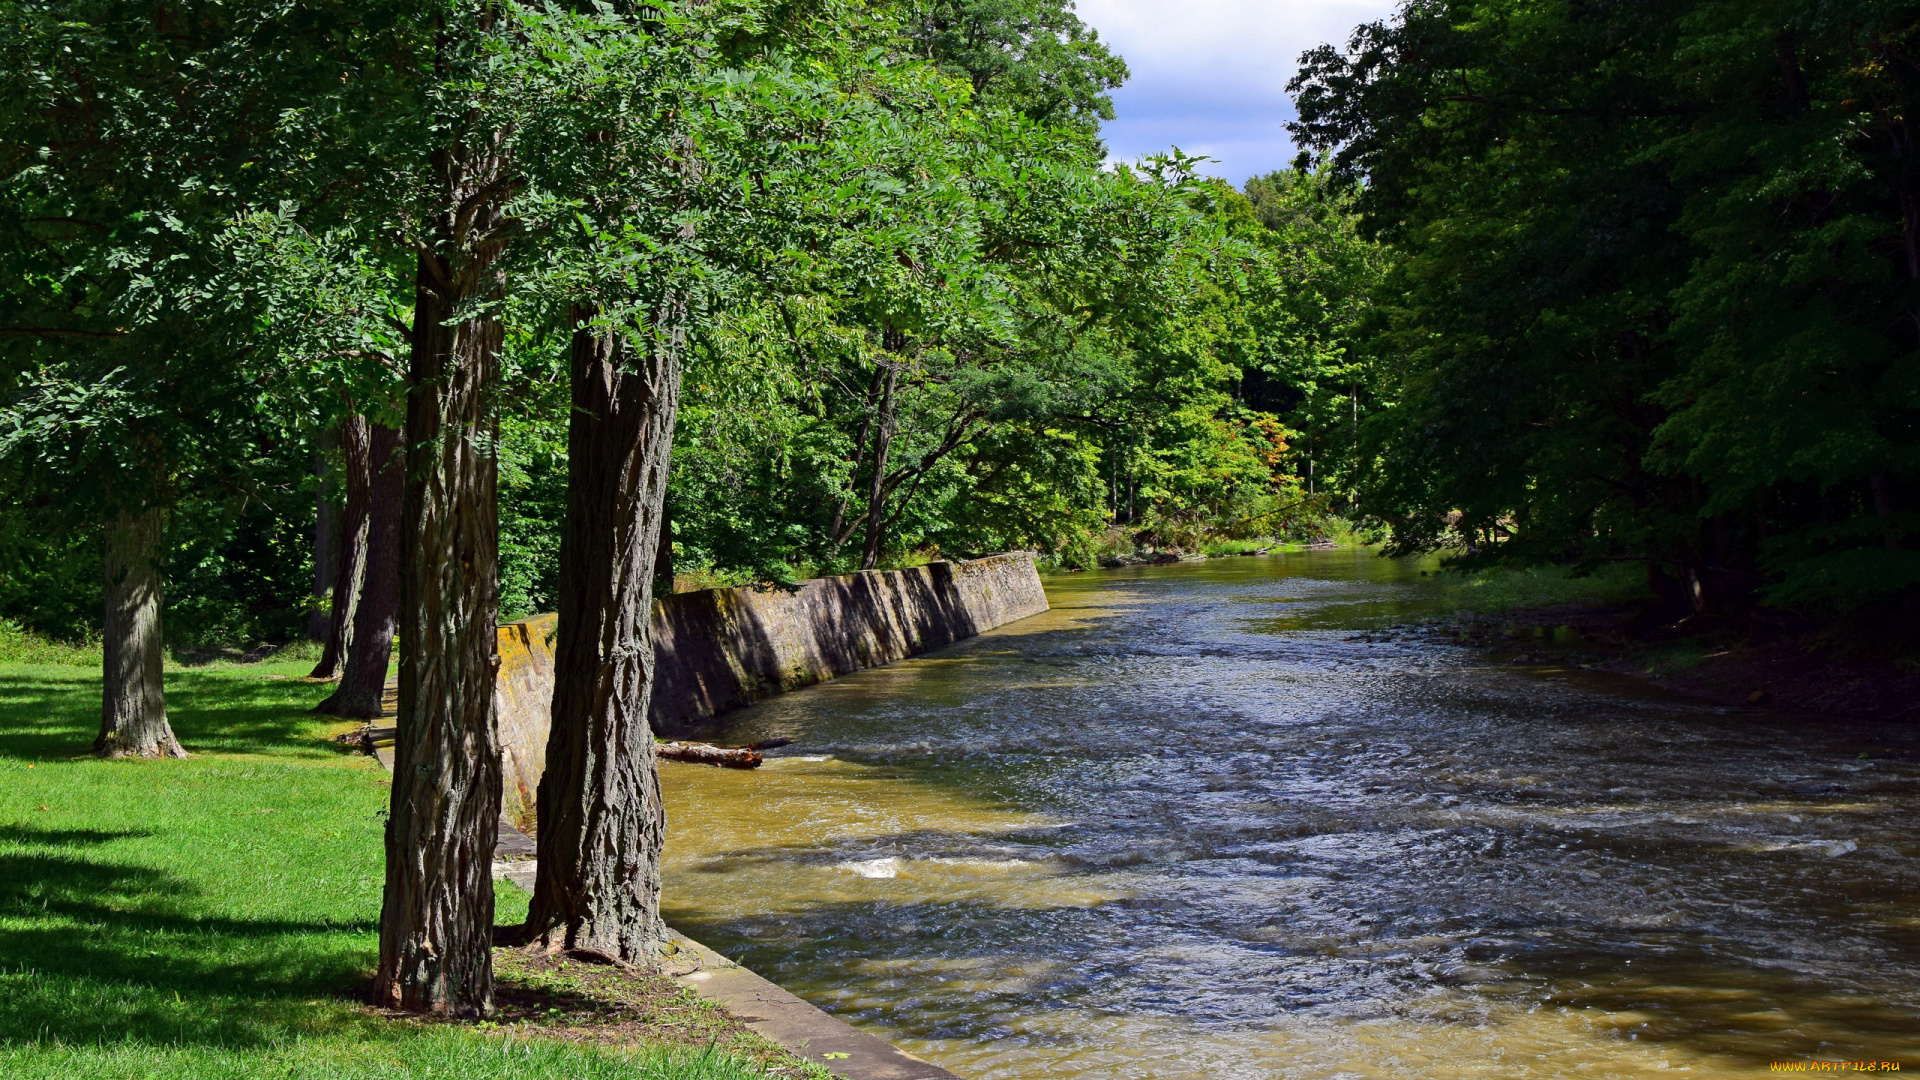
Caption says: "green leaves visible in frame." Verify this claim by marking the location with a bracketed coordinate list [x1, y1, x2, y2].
[1288, 0, 1920, 621]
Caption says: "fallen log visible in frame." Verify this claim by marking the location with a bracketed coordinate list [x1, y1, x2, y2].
[657, 741, 763, 769]
[338, 725, 768, 769]
[332, 724, 395, 754]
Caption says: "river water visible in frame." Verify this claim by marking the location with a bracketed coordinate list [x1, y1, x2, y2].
[657, 551, 1920, 1078]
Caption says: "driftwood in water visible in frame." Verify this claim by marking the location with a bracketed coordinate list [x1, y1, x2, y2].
[335, 723, 396, 754]
[657, 741, 763, 769]
[339, 726, 783, 771]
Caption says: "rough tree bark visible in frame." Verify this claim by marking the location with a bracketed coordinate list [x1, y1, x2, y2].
[97, 505, 185, 759]
[653, 498, 674, 596]
[525, 304, 681, 963]
[311, 415, 371, 680]
[374, 126, 512, 1014]
[318, 422, 402, 716]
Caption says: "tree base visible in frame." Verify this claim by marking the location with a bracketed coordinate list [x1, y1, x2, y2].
[93, 733, 188, 759]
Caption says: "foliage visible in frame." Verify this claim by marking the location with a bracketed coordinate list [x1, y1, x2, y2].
[0, 508, 99, 643]
[1290, 0, 1920, 625]
[1232, 163, 1387, 504]
[1425, 561, 1652, 617]
[0, 0, 1373, 649]
[898, 0, 1128, 145]
[0, 618, 100, 666]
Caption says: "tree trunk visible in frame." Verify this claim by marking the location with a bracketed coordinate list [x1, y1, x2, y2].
[311, 415, 371, 680]
[97, 505, 185, 759]
[374, 230, 507, 1016]
[318, 421, 401, 716]
[860, 359, 898, 571]
[308, 426, 342, 642]
[525, 305, 680, 964]
[653, 497, 674, 596]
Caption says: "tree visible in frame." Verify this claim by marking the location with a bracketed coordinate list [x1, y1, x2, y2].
[369, 2, 517, 1013]
[1232, 164, 1384, 507]
[519, 0, 959, 961]
[367, 0, 748, 1007]
[900, 0, 1127, 146]
[222, 208, 414, 699]
[317, 418, 401, 717]
[526, 315, 679, 961]
[1288, 0, 1920, 627]
[0, 0, 339, 755]
[309, 415, 368, 680]
[520, 0, 711, 962]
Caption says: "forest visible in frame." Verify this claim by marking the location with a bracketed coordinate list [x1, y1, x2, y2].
[2, 0, 1917, 1024]
[0, 0, 1376, 663]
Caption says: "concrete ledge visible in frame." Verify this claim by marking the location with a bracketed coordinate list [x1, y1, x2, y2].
[665, 930, 961, 1080]
[487, 839, 959, 1077]
[494, 553, 1048, 829]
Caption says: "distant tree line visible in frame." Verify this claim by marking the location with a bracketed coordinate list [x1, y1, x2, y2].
[1291, 0, 1920, 632]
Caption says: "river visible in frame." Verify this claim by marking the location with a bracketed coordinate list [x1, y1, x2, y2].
[657, 550, 1920, 1078]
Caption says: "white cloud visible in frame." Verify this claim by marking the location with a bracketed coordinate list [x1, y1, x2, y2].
[1075, 0, 1399, 182]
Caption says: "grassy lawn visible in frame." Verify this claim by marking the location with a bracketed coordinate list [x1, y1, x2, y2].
[0, 661, 797, 1079]
[1424, 560, 1651, 615]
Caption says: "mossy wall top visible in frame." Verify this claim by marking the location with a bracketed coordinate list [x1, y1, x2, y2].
[493, 553, 1049, 829]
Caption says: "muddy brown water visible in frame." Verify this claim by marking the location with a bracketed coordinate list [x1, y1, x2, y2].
[657, 550, 1920, 1078]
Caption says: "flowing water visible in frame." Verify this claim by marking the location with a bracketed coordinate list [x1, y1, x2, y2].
[657, 550, 1920, 1078]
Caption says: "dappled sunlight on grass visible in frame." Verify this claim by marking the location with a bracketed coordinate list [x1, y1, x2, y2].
[0, 663, 784, 1078]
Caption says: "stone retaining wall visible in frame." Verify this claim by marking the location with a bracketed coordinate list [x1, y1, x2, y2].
[493, 552, 1048, 829]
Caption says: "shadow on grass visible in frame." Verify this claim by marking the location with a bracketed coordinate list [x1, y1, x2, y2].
[0, 667, 335, 760]
[0, 824, 378, 1049]
[0, 823, 153, 846]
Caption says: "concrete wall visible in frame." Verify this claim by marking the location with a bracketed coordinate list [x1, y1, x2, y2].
[493, 552, 1048, 829]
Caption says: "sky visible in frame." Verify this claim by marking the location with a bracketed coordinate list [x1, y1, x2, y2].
[1077, 0, 1400, 184]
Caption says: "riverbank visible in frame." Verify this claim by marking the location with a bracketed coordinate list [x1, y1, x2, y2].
[1403, 564, 1920, 721]
[0, 661, 826, 1080]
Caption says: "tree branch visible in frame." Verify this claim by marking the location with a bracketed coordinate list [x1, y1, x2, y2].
[0, 327, 123, 339]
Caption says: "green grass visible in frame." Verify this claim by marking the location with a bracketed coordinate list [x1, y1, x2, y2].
[0, 661, 781, 1079]
[0, 619, 329, 669]
[1314, 515, 1383, 549]
[1425, 561, 1651, 615]
[0, 620, 102, 667]
[1196, 536, 1278, 556]
[0, 1030, 776, 1080]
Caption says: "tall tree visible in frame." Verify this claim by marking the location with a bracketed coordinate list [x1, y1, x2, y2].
[378, 269, 504, 1014]
[0, 0, 331, 755]
[523, 0, 719, 963]
[97, 499, 182, 757]
[900, 0, 1127, 146]
[1288, 0, 1920, 625]
[317, 419, 401, 716]
[526, 315, 679, 961]
[373, 13, 516, 1013]
[309, 414, 369, 680]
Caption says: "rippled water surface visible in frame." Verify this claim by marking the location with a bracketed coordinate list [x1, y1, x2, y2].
[658, 551, 1920, 1078]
